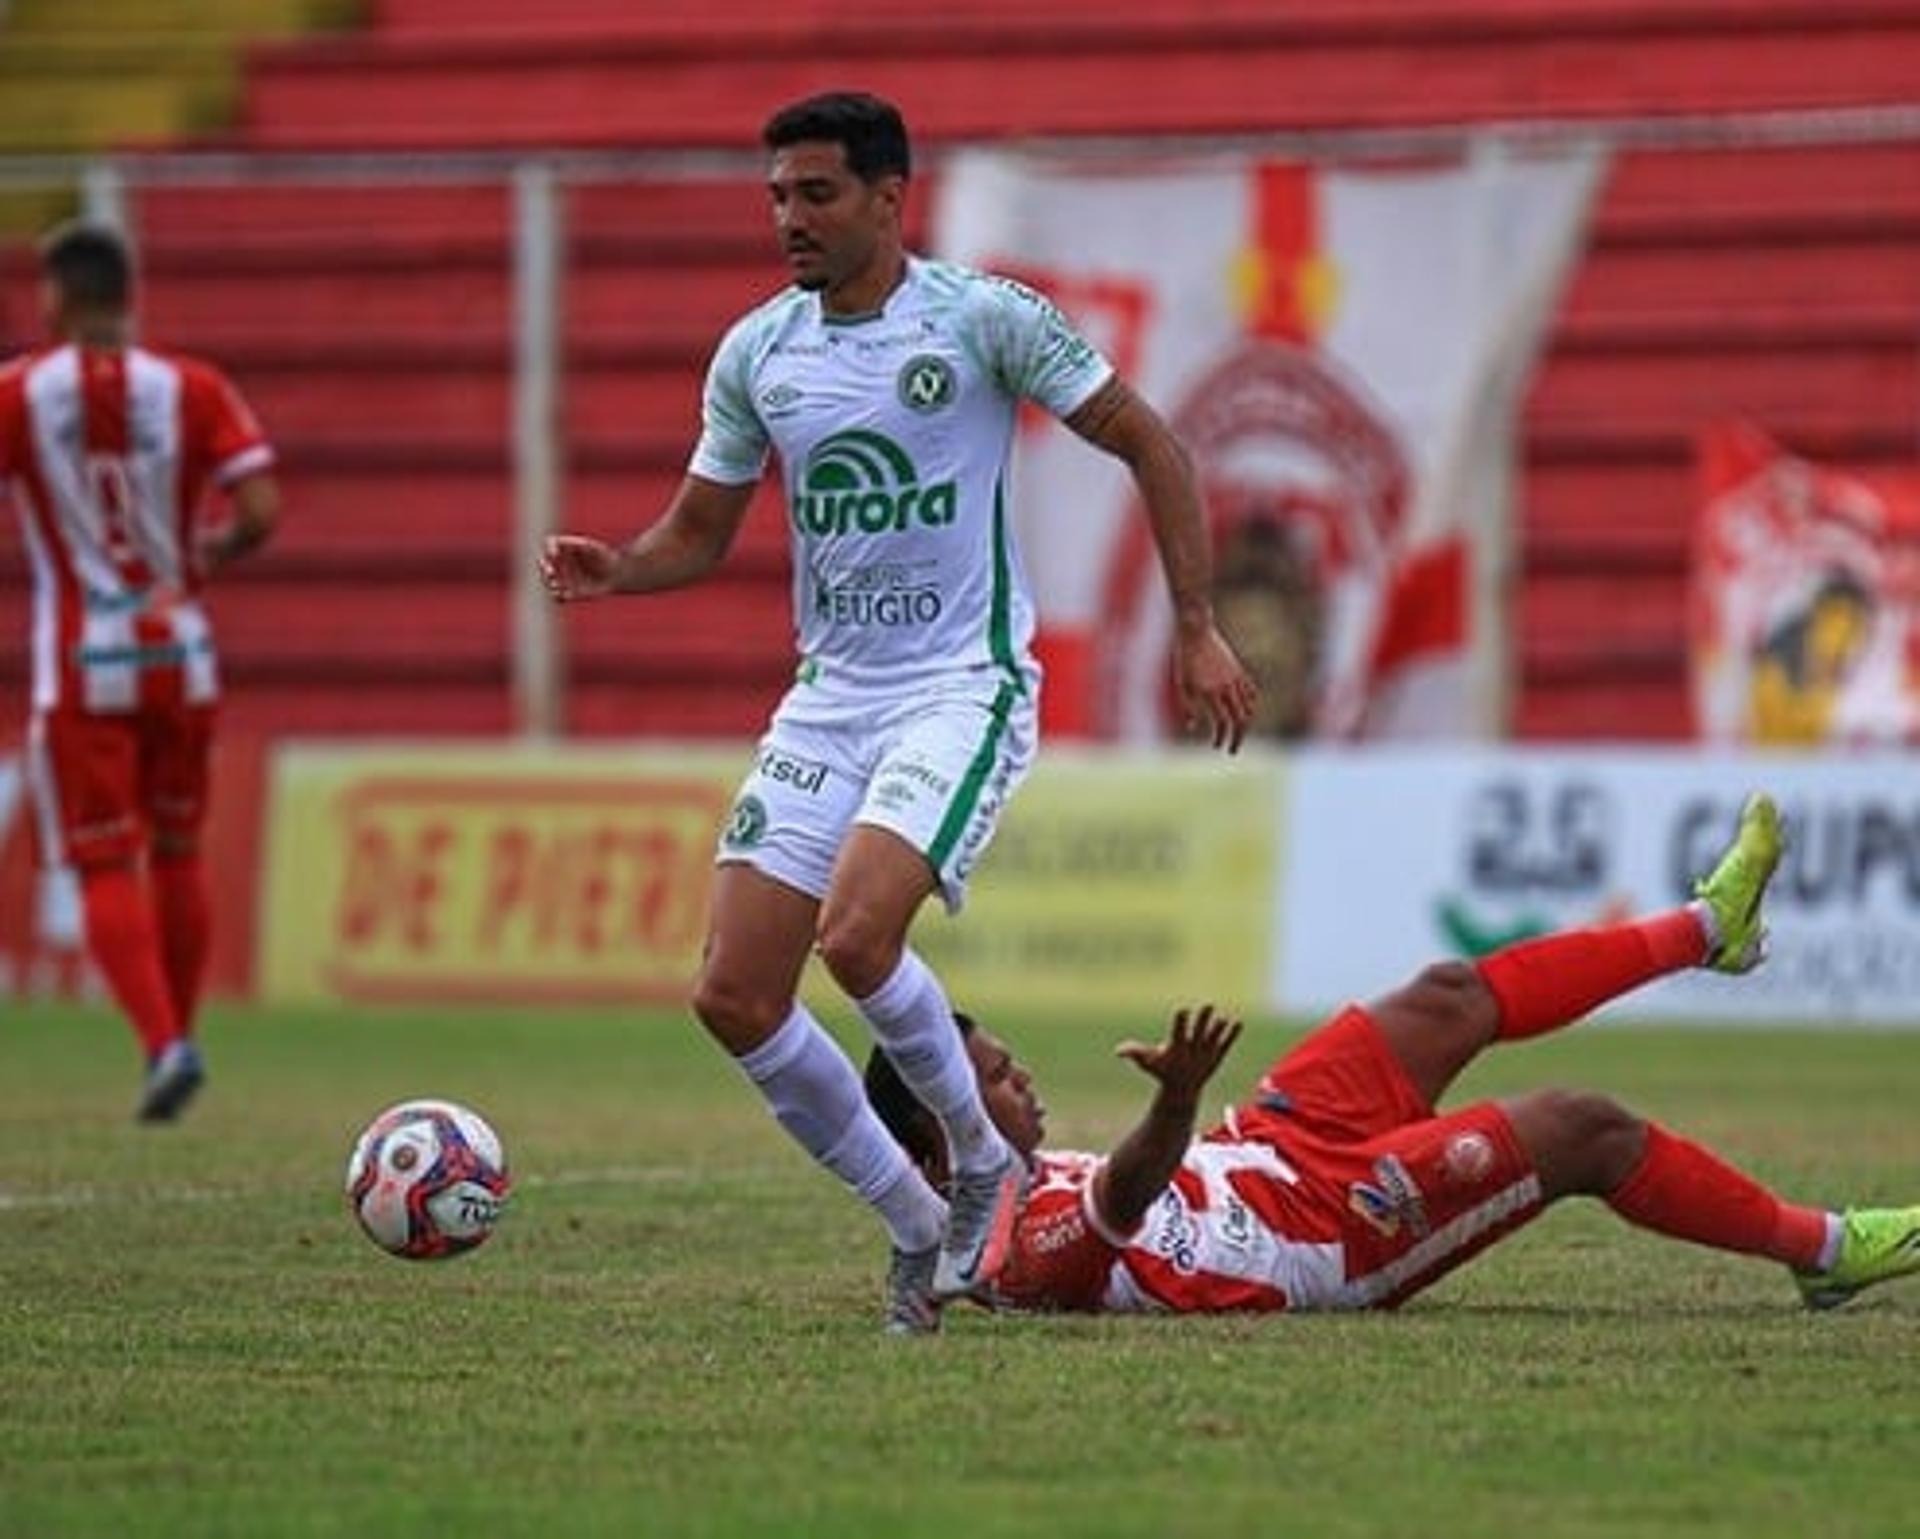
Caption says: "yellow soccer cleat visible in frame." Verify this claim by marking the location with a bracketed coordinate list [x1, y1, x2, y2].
[1693, 792, 1784, 974]
[1795, 1207, 1920, 1311]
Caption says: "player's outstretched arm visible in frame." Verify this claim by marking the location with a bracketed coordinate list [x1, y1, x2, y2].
[1065, 380, 1258, 753]
[541, 474, 756, 603]
[1092, 1005, 1244, 1237]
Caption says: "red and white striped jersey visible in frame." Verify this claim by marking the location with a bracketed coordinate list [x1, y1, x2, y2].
[984, 1144, 1348, 1315]
[0, 343, 273, 713]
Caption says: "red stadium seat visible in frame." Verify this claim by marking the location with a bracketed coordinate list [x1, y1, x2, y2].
[6, 0, 1912, 740]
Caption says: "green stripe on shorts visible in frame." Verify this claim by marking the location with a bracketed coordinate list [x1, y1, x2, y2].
[926, 683, 1016, 873]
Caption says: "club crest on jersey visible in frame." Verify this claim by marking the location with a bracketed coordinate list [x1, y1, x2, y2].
[897, 353, 957, 413]
[792, 429, 957, 537]
[721, 795, 768, 849]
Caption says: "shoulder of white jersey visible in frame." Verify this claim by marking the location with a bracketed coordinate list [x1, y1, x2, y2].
[714, 283, 814, 357]
[908, 257, 1047, 316]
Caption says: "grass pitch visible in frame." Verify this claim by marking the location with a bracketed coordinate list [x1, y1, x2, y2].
[2, 999, 1918, 1538]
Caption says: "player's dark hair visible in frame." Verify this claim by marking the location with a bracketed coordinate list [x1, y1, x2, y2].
[40, 220, 132, 311]
[863, 1010, 974, 1170]
[762, 92, 911, 182]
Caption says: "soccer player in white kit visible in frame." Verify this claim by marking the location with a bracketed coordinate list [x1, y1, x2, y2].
[541, 92, 1256, 1332]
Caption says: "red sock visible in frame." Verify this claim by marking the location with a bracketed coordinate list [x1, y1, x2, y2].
[1476, 909, 1707, 1041]
[81, 864, 182, 1060]
[152, 855, 212, 1035]
[1606, 1123, 1830, 1269]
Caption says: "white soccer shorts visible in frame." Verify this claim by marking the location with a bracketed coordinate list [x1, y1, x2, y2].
[715, 674, 1036, 914]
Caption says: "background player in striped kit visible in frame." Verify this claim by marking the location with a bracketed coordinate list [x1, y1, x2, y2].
[0, 222, 280, 1120]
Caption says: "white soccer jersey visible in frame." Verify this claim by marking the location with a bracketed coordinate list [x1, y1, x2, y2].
[0, 343, 272, 713]
[689, 257, 1113, 712]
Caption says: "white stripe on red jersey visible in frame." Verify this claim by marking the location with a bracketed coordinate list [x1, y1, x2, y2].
[0, 342, 272, 713]
[986, 1146, 1346, 1315]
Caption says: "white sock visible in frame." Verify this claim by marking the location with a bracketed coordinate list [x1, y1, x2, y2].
[855, 948, 1009, 1177]
[735, 1001, 945, 1253]
[1689, 898, 1722, 955]
[1815, 1212, 1844, 1273]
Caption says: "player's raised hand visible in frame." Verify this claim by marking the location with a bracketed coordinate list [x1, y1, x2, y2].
[540, 534, 620, 603]
[1115, 1004, 1243, 1102]
[1175, 623, 1258, 754]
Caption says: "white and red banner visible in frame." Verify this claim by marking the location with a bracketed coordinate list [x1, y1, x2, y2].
[1693, 425, 1920, 746]
[936, 144, 1602, 741]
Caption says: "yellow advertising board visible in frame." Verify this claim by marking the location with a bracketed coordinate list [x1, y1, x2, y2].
[261, 743, 1282, 1017]
[261, 745, 743, 1007]
[906, 751, 1280, 1017]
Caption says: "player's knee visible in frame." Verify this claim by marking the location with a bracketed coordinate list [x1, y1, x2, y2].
[814, 910, 900, 999]
[1386, 961, 1499, 1038]
[1513, 1088, 1646, 1195]
[689, 966, 788, 1054]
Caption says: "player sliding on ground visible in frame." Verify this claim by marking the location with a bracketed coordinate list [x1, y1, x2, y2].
[867, 793, 1920, 1327]
[542, 92, 1254, 1326]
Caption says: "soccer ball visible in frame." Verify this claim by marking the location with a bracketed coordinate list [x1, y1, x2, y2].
[344, 1098, 511, 1261]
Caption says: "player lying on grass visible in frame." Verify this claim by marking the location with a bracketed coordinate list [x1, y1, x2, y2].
[866, 793, 1920, 1330]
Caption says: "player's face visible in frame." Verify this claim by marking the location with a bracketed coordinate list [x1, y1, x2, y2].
[766, 141, 900, 295]
[965, 1027, 1047, 1156]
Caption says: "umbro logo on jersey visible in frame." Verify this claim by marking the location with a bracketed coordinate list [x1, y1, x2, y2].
[759, 383, 804, 414]
[897, 354, 957, 413]
[792, 429, 957, 537]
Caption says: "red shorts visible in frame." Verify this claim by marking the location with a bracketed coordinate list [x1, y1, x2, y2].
[1217, 1006, 1544, 1309]
[27, 704, 216, 868]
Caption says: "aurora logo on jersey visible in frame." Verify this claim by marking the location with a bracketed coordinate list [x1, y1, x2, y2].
[792, 429, 957, 537]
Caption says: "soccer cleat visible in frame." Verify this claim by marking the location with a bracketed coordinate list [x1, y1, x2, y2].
[1794, 1207, 1920, 1311]
[137, 1039, 205, 1123]
[1693, 792, 1784, 974]
[933, 1147, 1025, 1300]
[883, 1244, 942, 1336]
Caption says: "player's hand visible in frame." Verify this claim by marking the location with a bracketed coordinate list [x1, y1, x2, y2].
[1174, 622, 1258, 754]
[1114, 1004, 1242, 1104]
[540, 534, 621, 603]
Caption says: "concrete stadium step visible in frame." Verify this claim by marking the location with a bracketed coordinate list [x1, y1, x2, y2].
[560, 682, 783, 739]
[1512, 675, 1692, 739]
[1597, 143, 1920, 233]
[121, 261, 777, 342]
[1526, 338, 1919, 432]
[132, 180, 809, 249]
[0, 76, 225, 155]
[236, 5, 1920, 151]
[218, 681, 511, 736]
[375, 0, 1891, 29]
[5, 0, 361, 37]
[262, 473, 789, 568]
[205, 326, 1916, 457]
